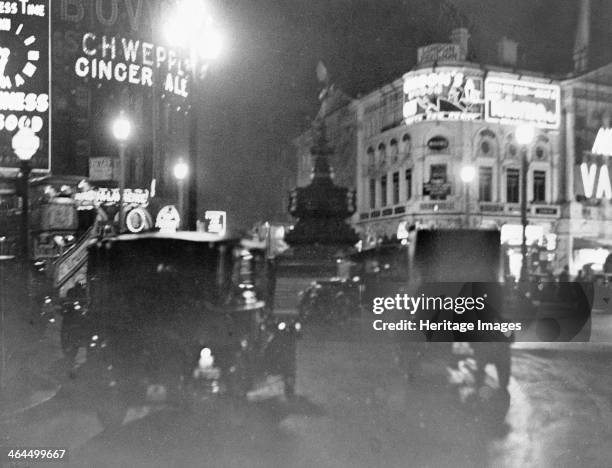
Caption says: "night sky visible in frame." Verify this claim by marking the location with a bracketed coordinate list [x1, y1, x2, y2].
[198, 0, 581, 231]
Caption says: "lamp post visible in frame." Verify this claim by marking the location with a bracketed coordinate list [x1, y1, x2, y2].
[173, 159, 189, 229]
[516, 124, 535, 282]
[165, 0, 224, 230]
[460, 165, 476, 228]
[112, 113, 132, 233]
[12, 128, 40, 261]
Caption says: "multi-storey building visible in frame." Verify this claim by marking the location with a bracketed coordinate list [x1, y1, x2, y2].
[296, 25, 612, 277]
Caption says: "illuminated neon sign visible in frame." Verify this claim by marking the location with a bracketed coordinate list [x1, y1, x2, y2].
[579, 163, 612, 200]
[204, 210, 226, 236]
[0, 0, 50, 172]
[74, 33, 189, 98]
[485, 77, 560, 129]
[156, 205, 180, 232]
[403, 68, 484, 125]
[591, 128, 612, 157]
[74, 188, 149, 206]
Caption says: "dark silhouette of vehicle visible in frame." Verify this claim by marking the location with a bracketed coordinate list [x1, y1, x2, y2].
[69, 232, 300, 429]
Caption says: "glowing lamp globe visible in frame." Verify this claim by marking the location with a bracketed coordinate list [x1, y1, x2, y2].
[12, 128, 40, 161]
[173, 160, 189, 181]
[515, 124, 535, 146]
[460, 165, 476, 184]
[199, 28, 223, 61]
[112, 114, 132, 142]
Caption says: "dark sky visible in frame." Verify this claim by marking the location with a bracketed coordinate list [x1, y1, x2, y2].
[198, 0, 582, 230]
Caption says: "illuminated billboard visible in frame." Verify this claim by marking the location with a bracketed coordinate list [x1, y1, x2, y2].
[403, 68, 484, 125]
[484, 77, 560, 129]
[0, 0, 50, 172]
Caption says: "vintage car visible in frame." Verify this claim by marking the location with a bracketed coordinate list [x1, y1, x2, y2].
[69, 232, 300, 428]
[395, 229, 513, 424]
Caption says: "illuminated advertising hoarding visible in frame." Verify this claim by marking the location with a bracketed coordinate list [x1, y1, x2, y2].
[403, 68, 484, 125]
[575, 160, 612, 201]
[484, 77, 560, 129]
[0, 0, 50, 172]
[74, 32, 189, 98]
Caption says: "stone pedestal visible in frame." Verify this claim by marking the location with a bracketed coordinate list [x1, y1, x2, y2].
[274, 115, 358, 314]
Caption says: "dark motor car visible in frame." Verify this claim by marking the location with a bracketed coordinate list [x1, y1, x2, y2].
[71, 232, 299, 428]
[397, 229, 512, 423]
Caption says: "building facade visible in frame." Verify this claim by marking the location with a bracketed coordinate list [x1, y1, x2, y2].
[296, 29, 612, 277]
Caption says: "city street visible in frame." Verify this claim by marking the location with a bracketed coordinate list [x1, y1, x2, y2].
[1, 312, 611, 468]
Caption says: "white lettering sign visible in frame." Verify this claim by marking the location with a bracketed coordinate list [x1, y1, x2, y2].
[74, 32, 189, 98]
[0, 0, 50, 171]
[156, 205, 180, 232]
[485, 77, 560, 129]
[403, 68, 484, 124]
[580, 162, 612, 199]
[591, 128, 612, 156]
[74, 188, 149, 206]
[204, 210, 226, 236]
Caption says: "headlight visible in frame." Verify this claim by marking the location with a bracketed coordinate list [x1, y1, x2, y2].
[199, 348, 214, 368]
[193, 347, 221, 380]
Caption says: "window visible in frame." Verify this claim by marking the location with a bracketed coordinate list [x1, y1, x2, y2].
[366, 147, 375, 166]
[392, 172, 399, 205]
[401, 133, 412, 154]
[405, 169, 412, 200]
[378, 143, 386, 164]
[430, 164, 447, 182]
[478, 167, 493, 202]
[533, 170, 546, 202]
[390, 139, 399, 162]
[381, 175, 388, 207]
[369, 179, 376, 209]
[428, 164, 448, 200]
[506, 168, 519, 203]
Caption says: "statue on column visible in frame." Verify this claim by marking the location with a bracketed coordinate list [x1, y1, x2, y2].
[285, 62, 358, 247]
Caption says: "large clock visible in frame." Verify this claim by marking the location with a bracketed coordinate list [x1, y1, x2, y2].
[0, 19, 41, 90]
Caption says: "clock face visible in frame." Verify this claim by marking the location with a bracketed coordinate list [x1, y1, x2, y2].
[0, 20, 41, 90]
[0, 1, 50, 172]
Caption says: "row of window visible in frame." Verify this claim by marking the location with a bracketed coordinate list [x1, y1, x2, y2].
[368, 166, 547, 209]
[369, 169, 413, 209]
[366, 132, 551, 167]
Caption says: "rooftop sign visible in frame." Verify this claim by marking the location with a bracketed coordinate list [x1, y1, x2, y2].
[417, 43, 462, 65]
[484, 77, 560, 129]
[403, 68, 484, 125]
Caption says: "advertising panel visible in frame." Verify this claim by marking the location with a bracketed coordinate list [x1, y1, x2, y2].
[484, 77, 560, 129]
[0, 0, 50, 172]
[403, 68, 484, 125]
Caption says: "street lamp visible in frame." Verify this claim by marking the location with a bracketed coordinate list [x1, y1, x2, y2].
[460, 165, 476, 228]
[164, 0, 225, 230]
[173, 159, 189, 229]
[12, 127, 40, 260]
[515, 124, 535, 282]
[112, 112, 132, 233]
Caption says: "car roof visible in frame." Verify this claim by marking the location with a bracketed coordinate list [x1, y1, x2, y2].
[109, 231, 238, 244]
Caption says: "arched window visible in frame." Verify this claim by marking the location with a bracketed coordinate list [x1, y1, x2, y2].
[378, 143, 387, 164]
[389, 139, 399, 162]
[366, 146, 375, 165]
[401, 133, 411, 154]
